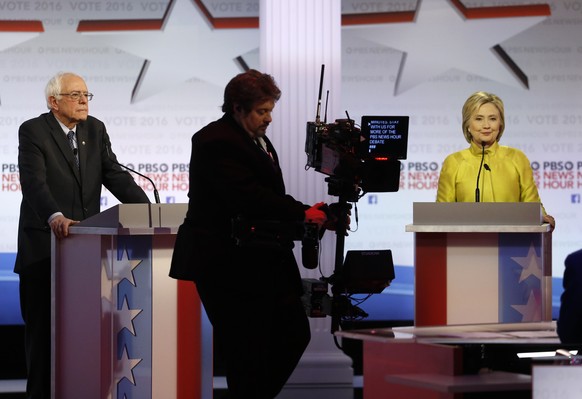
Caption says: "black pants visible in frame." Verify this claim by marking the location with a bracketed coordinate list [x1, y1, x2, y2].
[19, 264, 51, 399]
[196, 280, 311, 399]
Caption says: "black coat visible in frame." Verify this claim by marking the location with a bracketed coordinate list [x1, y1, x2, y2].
[15, 112, 150, 275]
[170, 114, 307, 296]
[558, 249, 582, 344]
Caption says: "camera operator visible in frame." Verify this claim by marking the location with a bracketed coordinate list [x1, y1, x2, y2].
[170, 69, 328, 399]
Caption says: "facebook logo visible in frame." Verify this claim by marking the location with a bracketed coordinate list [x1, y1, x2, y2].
[572, 194, 580, 204]
[368, 194, 378, 205]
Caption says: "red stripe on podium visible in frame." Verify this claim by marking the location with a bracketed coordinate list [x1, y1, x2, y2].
[177, 280, 202, 399]
[415, 233, 447, 326]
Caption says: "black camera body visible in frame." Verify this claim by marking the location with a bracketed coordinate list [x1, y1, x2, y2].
[305, 116, 408, 201]
[305, 119, 359, 175]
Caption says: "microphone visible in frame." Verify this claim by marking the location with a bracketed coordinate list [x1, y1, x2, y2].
[484, 164, 491, 172]
[475, 141, 486, 202]
[105, 141, 160, 204]
[315, 64, 325, 124]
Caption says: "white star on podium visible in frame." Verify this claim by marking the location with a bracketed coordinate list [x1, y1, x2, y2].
[511, 290, 541, 322]
[112, 248, 142, 286]
[115, 297, 143, 336]
[81, 0, 258, 102]
[348, 0, 548, 94]
[115, 347, 142, 386]
[511, 243, 542, 283]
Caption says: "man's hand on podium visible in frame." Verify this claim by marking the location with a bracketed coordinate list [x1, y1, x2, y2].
[49, 215, 80, 239]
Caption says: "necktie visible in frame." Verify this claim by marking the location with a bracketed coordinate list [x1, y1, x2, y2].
[255, 138, 274, 163]
[67, 131, 79, 168]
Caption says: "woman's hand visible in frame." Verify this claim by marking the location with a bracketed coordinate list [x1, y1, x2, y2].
[543, 214, 555, 232]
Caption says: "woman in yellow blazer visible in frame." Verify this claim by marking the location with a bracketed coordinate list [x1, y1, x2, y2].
[436, 91, 555, 230]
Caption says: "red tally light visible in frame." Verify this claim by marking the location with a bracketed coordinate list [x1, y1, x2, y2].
[374, 157, 389, 161]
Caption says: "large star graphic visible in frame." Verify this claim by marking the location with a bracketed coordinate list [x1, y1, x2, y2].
[347, 0, 550, 94]
[0, 23, 42, 51]
[79, 0, 258, 102]
[511, 243, 543, 283]
[0, 20, 44, 104]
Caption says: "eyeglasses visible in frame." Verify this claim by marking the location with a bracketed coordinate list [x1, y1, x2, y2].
[58, 92, 94, 101]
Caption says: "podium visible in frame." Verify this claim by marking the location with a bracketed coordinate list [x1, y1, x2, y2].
[51, 204, 211, 399]
[406, 202, 552, 327]
[336, 322, 560, 399]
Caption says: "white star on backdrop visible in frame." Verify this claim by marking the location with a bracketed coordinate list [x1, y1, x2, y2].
[348, 0, 547, 94]
[0, 31, 41, 51]
[0, 25, 43, 104]
[512, 243, 543, 283]
[81, 0, 259, 102]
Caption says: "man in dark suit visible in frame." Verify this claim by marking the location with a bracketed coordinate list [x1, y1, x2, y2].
[15, 71, 150, 399]
[558, 249, 582, 344]
[170, 70, 329, 399]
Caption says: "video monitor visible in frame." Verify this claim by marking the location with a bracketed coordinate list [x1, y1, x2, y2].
[360, 116, 409, 160]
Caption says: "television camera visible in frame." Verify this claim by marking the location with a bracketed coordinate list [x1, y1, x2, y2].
[301, 65, 409, 333]
[305, 115, 408, 202]
[231, 65, 409, 335]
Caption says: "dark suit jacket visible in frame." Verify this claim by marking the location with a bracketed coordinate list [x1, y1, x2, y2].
[15, 112, 150, 275]
[169, 114, 306, 296]
[558, 249, 582, 344]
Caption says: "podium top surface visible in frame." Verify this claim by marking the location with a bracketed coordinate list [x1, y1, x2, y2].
[406, 202, 548, 233]
[335, 321, 559, 345]
[405, 224, 550, 233]
[70, 203, 187, 235]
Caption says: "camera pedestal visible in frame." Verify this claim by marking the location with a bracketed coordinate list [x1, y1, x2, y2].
[277, 317, 354, 399]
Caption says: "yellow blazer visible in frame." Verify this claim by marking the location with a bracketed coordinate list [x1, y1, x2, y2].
[436, 140, 545, 212]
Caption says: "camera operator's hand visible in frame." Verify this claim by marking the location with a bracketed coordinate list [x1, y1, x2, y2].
[305, 202, 328, 228]
[323, 202, 351, 232]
